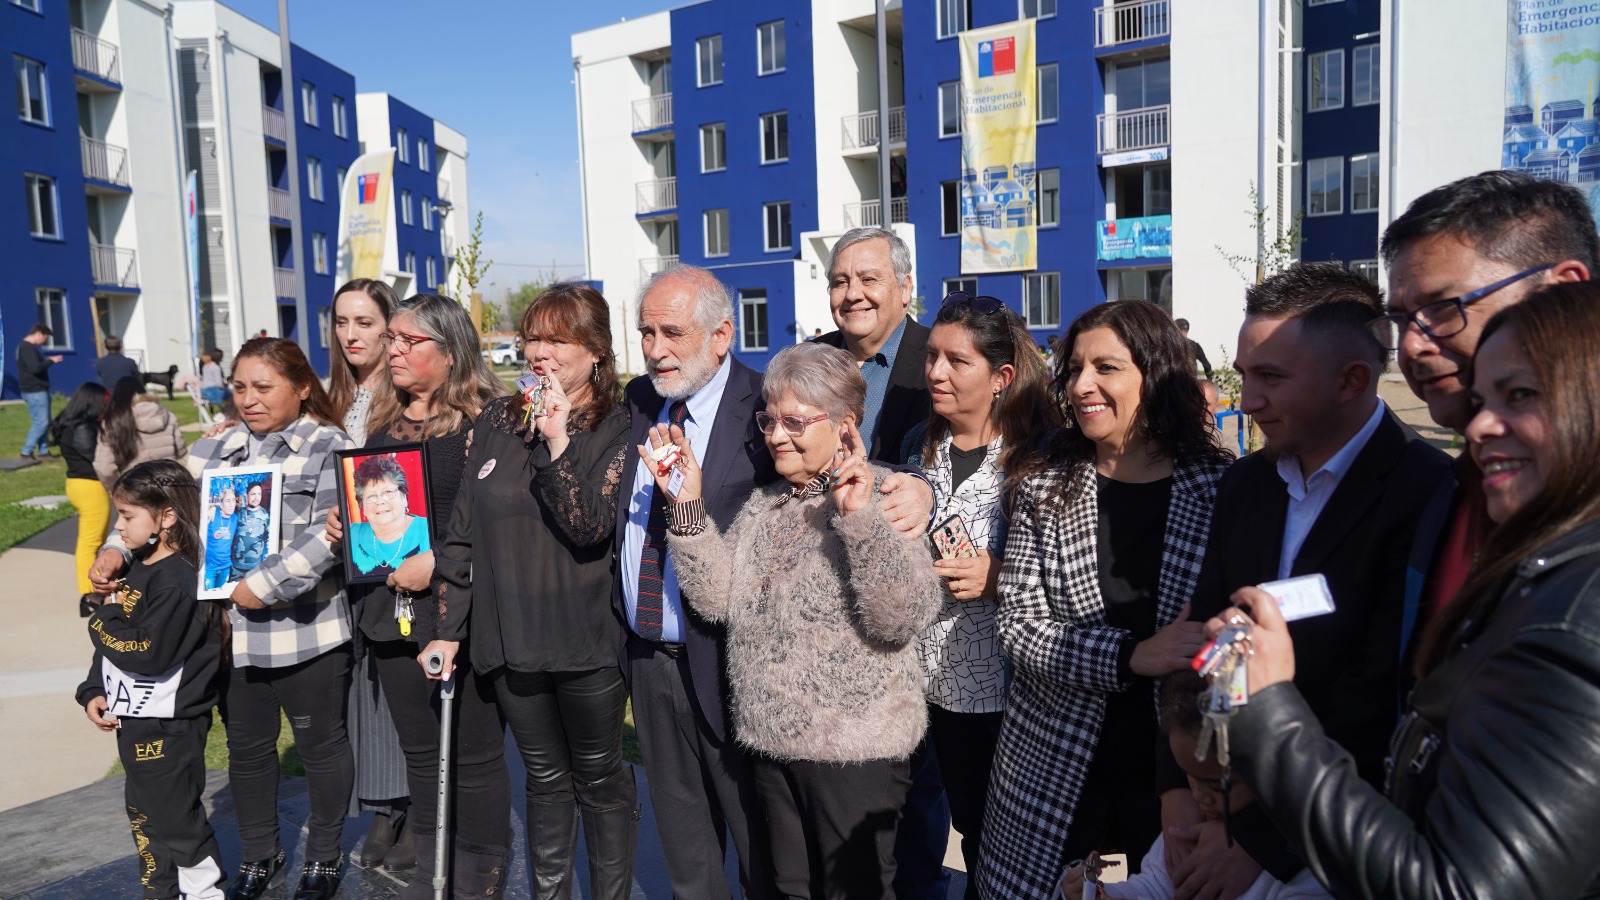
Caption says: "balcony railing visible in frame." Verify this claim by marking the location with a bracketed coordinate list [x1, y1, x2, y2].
[632, 94, 674, 133]
[841, 106, 907, 150]
[262, 106, 287, 142]
[843, 197, 909, 229]
[1096, 104, 1170, 155]
[268, 187, 291, 220]
[1094, 0, 1171, 47]
[71, 27, 121, 84]
[636, 177, 677, 215]
[81, 136, 130, 187]
[91, 244, 139, 289]
[1095, 215, 1172, 261]
[639, 254, 680, 282]
[274, 266, 296, 299]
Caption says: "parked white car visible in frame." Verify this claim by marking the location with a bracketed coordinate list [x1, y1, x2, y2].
[484, 337, 520, 367]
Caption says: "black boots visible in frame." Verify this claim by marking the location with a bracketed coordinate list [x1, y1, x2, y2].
[359, 808, 404, 868]
[291, 851, 343, 900]
[225, 847, 285, 899]
[383, 810, 417, 873]
[397, 829, 509, 900]
[525, 798, 579, 899]
[576, 768, 640, 900]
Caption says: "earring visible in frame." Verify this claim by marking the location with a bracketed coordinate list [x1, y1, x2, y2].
[145, 533, 160, 547]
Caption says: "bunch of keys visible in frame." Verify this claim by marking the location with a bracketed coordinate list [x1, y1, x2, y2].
[395, 588, 415, 638]
[649, 440, 686, 499]
[516, 374, 548, 431]
[1080, 851, 1121, 900]
[1190, 620, 1254, 846]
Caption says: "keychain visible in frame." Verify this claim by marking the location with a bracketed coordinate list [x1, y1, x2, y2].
[395, 588, 414, 637]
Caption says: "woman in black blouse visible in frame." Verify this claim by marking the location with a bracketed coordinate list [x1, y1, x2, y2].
[424, 283, 635, 900]
[327, 293, 510, 896]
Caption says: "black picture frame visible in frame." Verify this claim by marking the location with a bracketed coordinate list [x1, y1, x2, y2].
[334, 442, 433, 585]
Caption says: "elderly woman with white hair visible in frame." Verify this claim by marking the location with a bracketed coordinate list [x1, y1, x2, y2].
[639, 340, 943, 900]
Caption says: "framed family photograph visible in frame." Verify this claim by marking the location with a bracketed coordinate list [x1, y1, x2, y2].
[198, 464, 284, 600]
[335, 443, 433, 585]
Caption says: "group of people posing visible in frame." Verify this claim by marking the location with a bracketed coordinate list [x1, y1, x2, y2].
[77, 166, 1600, 900]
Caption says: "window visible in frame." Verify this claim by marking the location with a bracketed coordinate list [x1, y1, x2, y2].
[336, 166, 348, 197]
[1350, 259, 1379, 283]
[306, 156, 323, 201]
[1352, 44, 1380, 107]
[15, 56, 50, 125]
[300, 81, 317, 126]
[763, 201, 791, 251]
[397, 127, 409, 163]
[1116, 58, 1171, 109]
[697, 35, 724, 87]
[404, 251, 416, 273]
[25, 173, 59, 238]
[36, 289, 68, 349]
[312, 231, 328, 274]
[13, 0, 43, 11]
[332, 96, 347, 137]
[941, 181, 960, 235]
[943, 278, 977, 299]
[1306, 157, 1343, 215]
[1350, 153, 1380, 212]
[704, 208, 729, 257]
[739, 289, 768, 351]
[426, 256, 437, 289]
[760, 111, 788, 163]
[1308, 0, 1344, 5]
[1023, 273, 1060, 328]
[758, 21, 786, 75]
[937, 0, 969, 38]
[1020, 0, 1056, 17]
[939, 82, 961, 137]
[422, 197, 434, 231]
[401, 189, 413, 225]
[1036, 168, 1060, 227]
[1309, 50, 1344, 112]
[418, 139, 430, 172]
[1037, 63, 1058, 124]
[700, 123, 726, 172]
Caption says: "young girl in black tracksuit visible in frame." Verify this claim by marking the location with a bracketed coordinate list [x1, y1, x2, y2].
[78, 459, 225, 900]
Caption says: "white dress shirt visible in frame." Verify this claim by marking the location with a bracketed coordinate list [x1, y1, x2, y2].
[1274, 399, 1386, 580]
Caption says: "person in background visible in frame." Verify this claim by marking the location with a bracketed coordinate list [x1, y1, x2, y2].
[95, 335, 142, 390]
[52, 382, 111, 617]
[93, 377, 186, 493]
[1175, 319, 1213, 380]
[908, 292, 1058, 897]
[17, 322, 63, 461]
[200, 349, 227, 410]
[978, 300, 1231, 899]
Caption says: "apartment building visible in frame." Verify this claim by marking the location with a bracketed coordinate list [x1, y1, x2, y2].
[3, 0, 467, 397]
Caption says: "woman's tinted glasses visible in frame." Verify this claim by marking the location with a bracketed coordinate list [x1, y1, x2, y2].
[941, 291, 1005, 314]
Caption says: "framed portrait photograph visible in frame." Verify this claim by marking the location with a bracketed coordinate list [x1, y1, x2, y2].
[198, 464, 285, 600]
[335, 443, 433, 585]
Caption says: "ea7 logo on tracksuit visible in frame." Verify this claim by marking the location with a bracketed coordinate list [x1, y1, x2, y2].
[134, 740, 165, 762]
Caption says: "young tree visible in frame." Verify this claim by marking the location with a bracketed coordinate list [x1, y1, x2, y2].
[452, 211, 493, 333]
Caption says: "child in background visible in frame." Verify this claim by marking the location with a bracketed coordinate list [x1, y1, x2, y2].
[1059, 673, 1333, 900]
[78, 459, 226, 899]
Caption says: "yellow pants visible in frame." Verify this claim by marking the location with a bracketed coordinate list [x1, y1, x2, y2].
[65, 477, 112, 596]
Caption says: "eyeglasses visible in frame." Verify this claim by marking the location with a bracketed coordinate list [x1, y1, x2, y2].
[942, 291, 1005, 314]
[1367, 263, 1553, 350]
[380, 331, 436, 354]
[361, 487, 404, 505]
[754, 411, 831, 437]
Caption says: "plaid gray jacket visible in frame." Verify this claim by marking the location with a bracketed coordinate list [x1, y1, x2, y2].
[977, 455, 1227, 899]
[186, 416, 355, 668]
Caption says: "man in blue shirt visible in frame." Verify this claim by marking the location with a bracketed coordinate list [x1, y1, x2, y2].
[204, 487, 239, 589]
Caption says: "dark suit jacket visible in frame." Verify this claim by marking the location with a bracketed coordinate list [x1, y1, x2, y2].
[613, 358, 776, 744]
[818, 318, 930, 464]
[1176, 406, 1453, 879]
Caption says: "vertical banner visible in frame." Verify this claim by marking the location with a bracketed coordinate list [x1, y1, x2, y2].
[959, 20, 1037, 274]
[337, 149, 396, 282]
[1503, 0, 1600, 219]
[185, 170, 200, 364]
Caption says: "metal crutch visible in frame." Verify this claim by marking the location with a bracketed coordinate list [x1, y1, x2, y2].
[424, 649, 457, 900]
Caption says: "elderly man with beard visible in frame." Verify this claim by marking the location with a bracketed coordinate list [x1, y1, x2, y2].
[615, 265, 933, 899]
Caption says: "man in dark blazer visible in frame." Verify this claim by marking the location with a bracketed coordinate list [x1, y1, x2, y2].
[1161, 264, 1453, 899]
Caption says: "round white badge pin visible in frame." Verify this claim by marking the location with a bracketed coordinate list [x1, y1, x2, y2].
[478, 458, 497, 480]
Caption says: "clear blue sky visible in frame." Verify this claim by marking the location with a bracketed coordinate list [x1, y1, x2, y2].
[227, 0, 674, 300]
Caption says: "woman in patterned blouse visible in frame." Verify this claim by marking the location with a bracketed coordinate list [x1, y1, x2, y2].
[908, 291, 1059, 899]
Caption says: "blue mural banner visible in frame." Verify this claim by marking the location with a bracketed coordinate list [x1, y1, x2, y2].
[1096, 215, 1172, 262]
[1503, 0, 1600, 216]
[186, 169, 200, 366]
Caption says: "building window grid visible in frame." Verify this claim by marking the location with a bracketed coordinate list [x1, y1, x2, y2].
[758, 21, 786, 75]
[1020, 0, 1056, 18]
[301, 81, 317, 126]
[419, 139, 430, 172]
[397, 127, 409, 163]
[426, 256, 437, 288]
[704, 208, 730, 257]
[401, 189, 413, 225]
[15, 56, 50, 125]
[312, 232, 328, 274]
[1351, 259, 1380, 283]
[941, 181, 960, 236]
[36, 288, 68, 349]
[1036, 168, 1060, 227]
[944, 278, 977, 299]
[739, 289, 768, 351]
[1306, 156, 1344, 216]
[422, 197, 434, 231]
[13, 0, 43, 11]
[332, 96, 347, 137]
[404, 251, 416, 273]
[1352, 44, 1381, 107]
[697, 35, 724, 87]
[939, 82, 961, 138]
[760, 111, 789, 163]
[25, 173, 59, 238]
[1309, 49, 1344, 112]
[763, 201, 791, 251]
[701, 123, 726, 172]
[1037, 64, 1058, 124]
[938, 0, 969, 39]
[1024, 273, 1060, 328]
[1350, 153, 1380, 213]
[307, 157, 323, 201]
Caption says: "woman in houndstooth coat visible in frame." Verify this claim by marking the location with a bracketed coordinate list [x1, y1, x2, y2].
[976, 301, 1233, 899]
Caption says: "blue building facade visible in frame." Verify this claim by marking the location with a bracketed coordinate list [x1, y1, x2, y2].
[1297, 0, 1382, 273]
[380, 95, 448, 302]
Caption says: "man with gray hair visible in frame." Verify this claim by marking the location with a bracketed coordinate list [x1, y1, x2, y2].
[615, 264, 933, 898]
[816, 227, 932, 464]
[95, 334, 142, 390]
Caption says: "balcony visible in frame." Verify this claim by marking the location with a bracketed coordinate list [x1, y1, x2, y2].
[639, 254, 680, 282]
[81, 136, 130, 192]
[1095, 0, 1171, 48]
[1096, 215, 1172, 262]
[636, 177, 677, 216]
[841, 107, 906, 154]
[90, 244, 139, 291]
[437, 178, 453, 206]
[262, 106, 287, 144]
[1096, 104, 1170, 156]
[843, 197, 908, 229]
[274, 267, 296, 299]
[268, 187, 292, 221]
[71, 27, 121, 88]
[632, 94, 674, 135]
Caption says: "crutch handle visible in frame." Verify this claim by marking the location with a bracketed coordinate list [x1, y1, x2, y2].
[424, 649, 446, 676]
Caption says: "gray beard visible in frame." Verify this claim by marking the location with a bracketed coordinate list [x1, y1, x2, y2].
[647, 349, 720, 400]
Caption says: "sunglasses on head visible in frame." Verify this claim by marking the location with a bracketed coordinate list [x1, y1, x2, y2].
[942, 291, 1005, 314]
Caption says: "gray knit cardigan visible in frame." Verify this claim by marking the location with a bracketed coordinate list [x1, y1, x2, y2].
[668, 466, 942, 764]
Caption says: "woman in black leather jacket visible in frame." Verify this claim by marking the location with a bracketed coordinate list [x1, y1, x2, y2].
[1205, 283, 1600, 899]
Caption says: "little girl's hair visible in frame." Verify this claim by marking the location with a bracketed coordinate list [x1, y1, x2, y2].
[112, 459, 202, 566]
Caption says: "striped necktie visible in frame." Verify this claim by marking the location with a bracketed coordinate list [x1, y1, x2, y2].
[635, 400, 687, 640]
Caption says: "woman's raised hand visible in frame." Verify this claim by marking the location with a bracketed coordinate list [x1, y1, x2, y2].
[1208, 586, 1296, 694]
[636, 423, 702, 505]
[535, 375, 573, 455]
[830, 420, 872, 516]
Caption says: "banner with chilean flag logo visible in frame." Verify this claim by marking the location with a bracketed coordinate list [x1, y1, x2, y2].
[960, 20, 1037, 273]
[338, 149, 395, 281]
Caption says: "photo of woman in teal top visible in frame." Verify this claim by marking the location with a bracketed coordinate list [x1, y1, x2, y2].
[346, 452, 430, 580]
